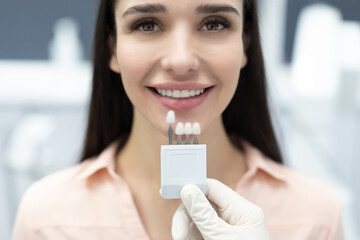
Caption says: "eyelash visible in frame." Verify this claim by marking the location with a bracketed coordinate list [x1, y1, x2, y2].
[129, 16, 231, 32]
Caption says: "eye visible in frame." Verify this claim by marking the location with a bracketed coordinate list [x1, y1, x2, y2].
[129, 16, 231, 33]
[200, 17, 231, 31]
[130, 18, 161, 32]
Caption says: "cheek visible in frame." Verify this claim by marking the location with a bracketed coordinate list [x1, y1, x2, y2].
[115, 39, 157, 105]
[207, 39, 244, 117]
[216, 42, 243, 80]
[116, 38, 155, 86]
[112, 41, 143, 115]
[210, 39, 244, 93]
[199, 35, 244, 86]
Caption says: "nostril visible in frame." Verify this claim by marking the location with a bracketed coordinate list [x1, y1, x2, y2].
[160, 54, 200, 75]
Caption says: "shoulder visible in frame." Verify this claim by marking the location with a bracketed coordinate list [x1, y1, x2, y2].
[241, 142, 342, 236]
[263, 162, 343, 238]
[269, 160, 340, 209]
[16, 162, 88, 206]
[12, 159, 98, 234]
[21, 158, 96, 204]
[260, 161, 341, 234]
[29, 160, 92, 190]
[243, 141, 341, 216]
[12, 141, 125, 237]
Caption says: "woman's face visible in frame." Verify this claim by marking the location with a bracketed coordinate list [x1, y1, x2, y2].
[110, 0, 247, 136]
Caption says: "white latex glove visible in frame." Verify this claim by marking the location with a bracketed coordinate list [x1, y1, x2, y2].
[172, 178, 270, 240]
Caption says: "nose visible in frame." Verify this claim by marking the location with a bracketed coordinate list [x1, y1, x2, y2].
[160, 27, 200, 76]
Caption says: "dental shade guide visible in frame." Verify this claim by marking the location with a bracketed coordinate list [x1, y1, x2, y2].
[175, 122, 184, 145]
[160, 111, 207, 199]
[166, 111, 175, 145]
[184, 122, 192, 144]
[192, 122, 200, 144]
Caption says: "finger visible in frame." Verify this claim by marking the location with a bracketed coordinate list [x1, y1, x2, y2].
[181, 184, 227, 237]
[188, 222, 203, 240]
[206, 178, 264, 225]
[206, 178, 248, 208]
[172, 204, 191, 240]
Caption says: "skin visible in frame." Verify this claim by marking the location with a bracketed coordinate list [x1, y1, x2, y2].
[109, 0, 248, 239]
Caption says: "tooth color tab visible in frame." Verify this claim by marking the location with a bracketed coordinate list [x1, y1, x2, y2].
[175, 122, 184, 135]
[184, 122, 192, 135]
[166, 111, 175, 124]
[192, 122, 200, 135]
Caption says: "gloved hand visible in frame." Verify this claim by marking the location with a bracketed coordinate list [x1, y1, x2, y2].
[171, 178, 270, 240]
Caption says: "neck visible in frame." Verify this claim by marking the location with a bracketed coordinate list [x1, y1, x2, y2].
[116, 109, 246, 189]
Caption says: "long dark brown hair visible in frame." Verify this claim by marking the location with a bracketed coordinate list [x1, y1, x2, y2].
[80, 0, 283, 164]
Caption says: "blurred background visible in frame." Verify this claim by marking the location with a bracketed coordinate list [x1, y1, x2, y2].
[0, 0, 359, 239]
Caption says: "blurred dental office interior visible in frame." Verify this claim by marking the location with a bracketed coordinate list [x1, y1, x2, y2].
[0, 0, 359, 239]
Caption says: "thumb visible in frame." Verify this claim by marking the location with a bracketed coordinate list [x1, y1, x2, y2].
[171, 204, 191, 240]
[206, 178, 265, 226]
[171, 204, 204, 240]
[180, 184, 228, 238]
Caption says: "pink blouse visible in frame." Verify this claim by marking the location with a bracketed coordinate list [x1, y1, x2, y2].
[12, 141, 344, 239]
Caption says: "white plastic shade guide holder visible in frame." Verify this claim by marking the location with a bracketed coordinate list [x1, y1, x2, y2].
[160, 144, 207, 199]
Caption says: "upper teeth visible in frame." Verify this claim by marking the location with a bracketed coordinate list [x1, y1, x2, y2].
[155, 88, 205, 98]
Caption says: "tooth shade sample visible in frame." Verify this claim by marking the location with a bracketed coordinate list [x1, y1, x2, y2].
[166, 111, 175, 124]
[184, 122, 192, 135]
[175, 122, 184, 135]
[192, 122, 200, 135]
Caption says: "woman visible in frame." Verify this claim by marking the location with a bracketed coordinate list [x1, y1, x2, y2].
[12, 0, 343, 239]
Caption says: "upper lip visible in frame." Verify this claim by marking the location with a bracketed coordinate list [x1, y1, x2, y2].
[148, 83, 214, 90]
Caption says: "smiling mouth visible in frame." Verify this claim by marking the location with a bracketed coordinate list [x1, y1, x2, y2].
[150, 87, 211, 99]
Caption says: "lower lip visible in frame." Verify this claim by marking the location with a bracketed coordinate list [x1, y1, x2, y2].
[149, 87, 213, 110]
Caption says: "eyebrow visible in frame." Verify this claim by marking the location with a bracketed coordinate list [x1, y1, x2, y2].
[121, 3, 240, 18]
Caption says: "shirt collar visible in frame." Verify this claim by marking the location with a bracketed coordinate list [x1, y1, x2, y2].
[242, 140, 287, 182]
[77, 141, 118, 180]
[78, 139, 287, 183]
